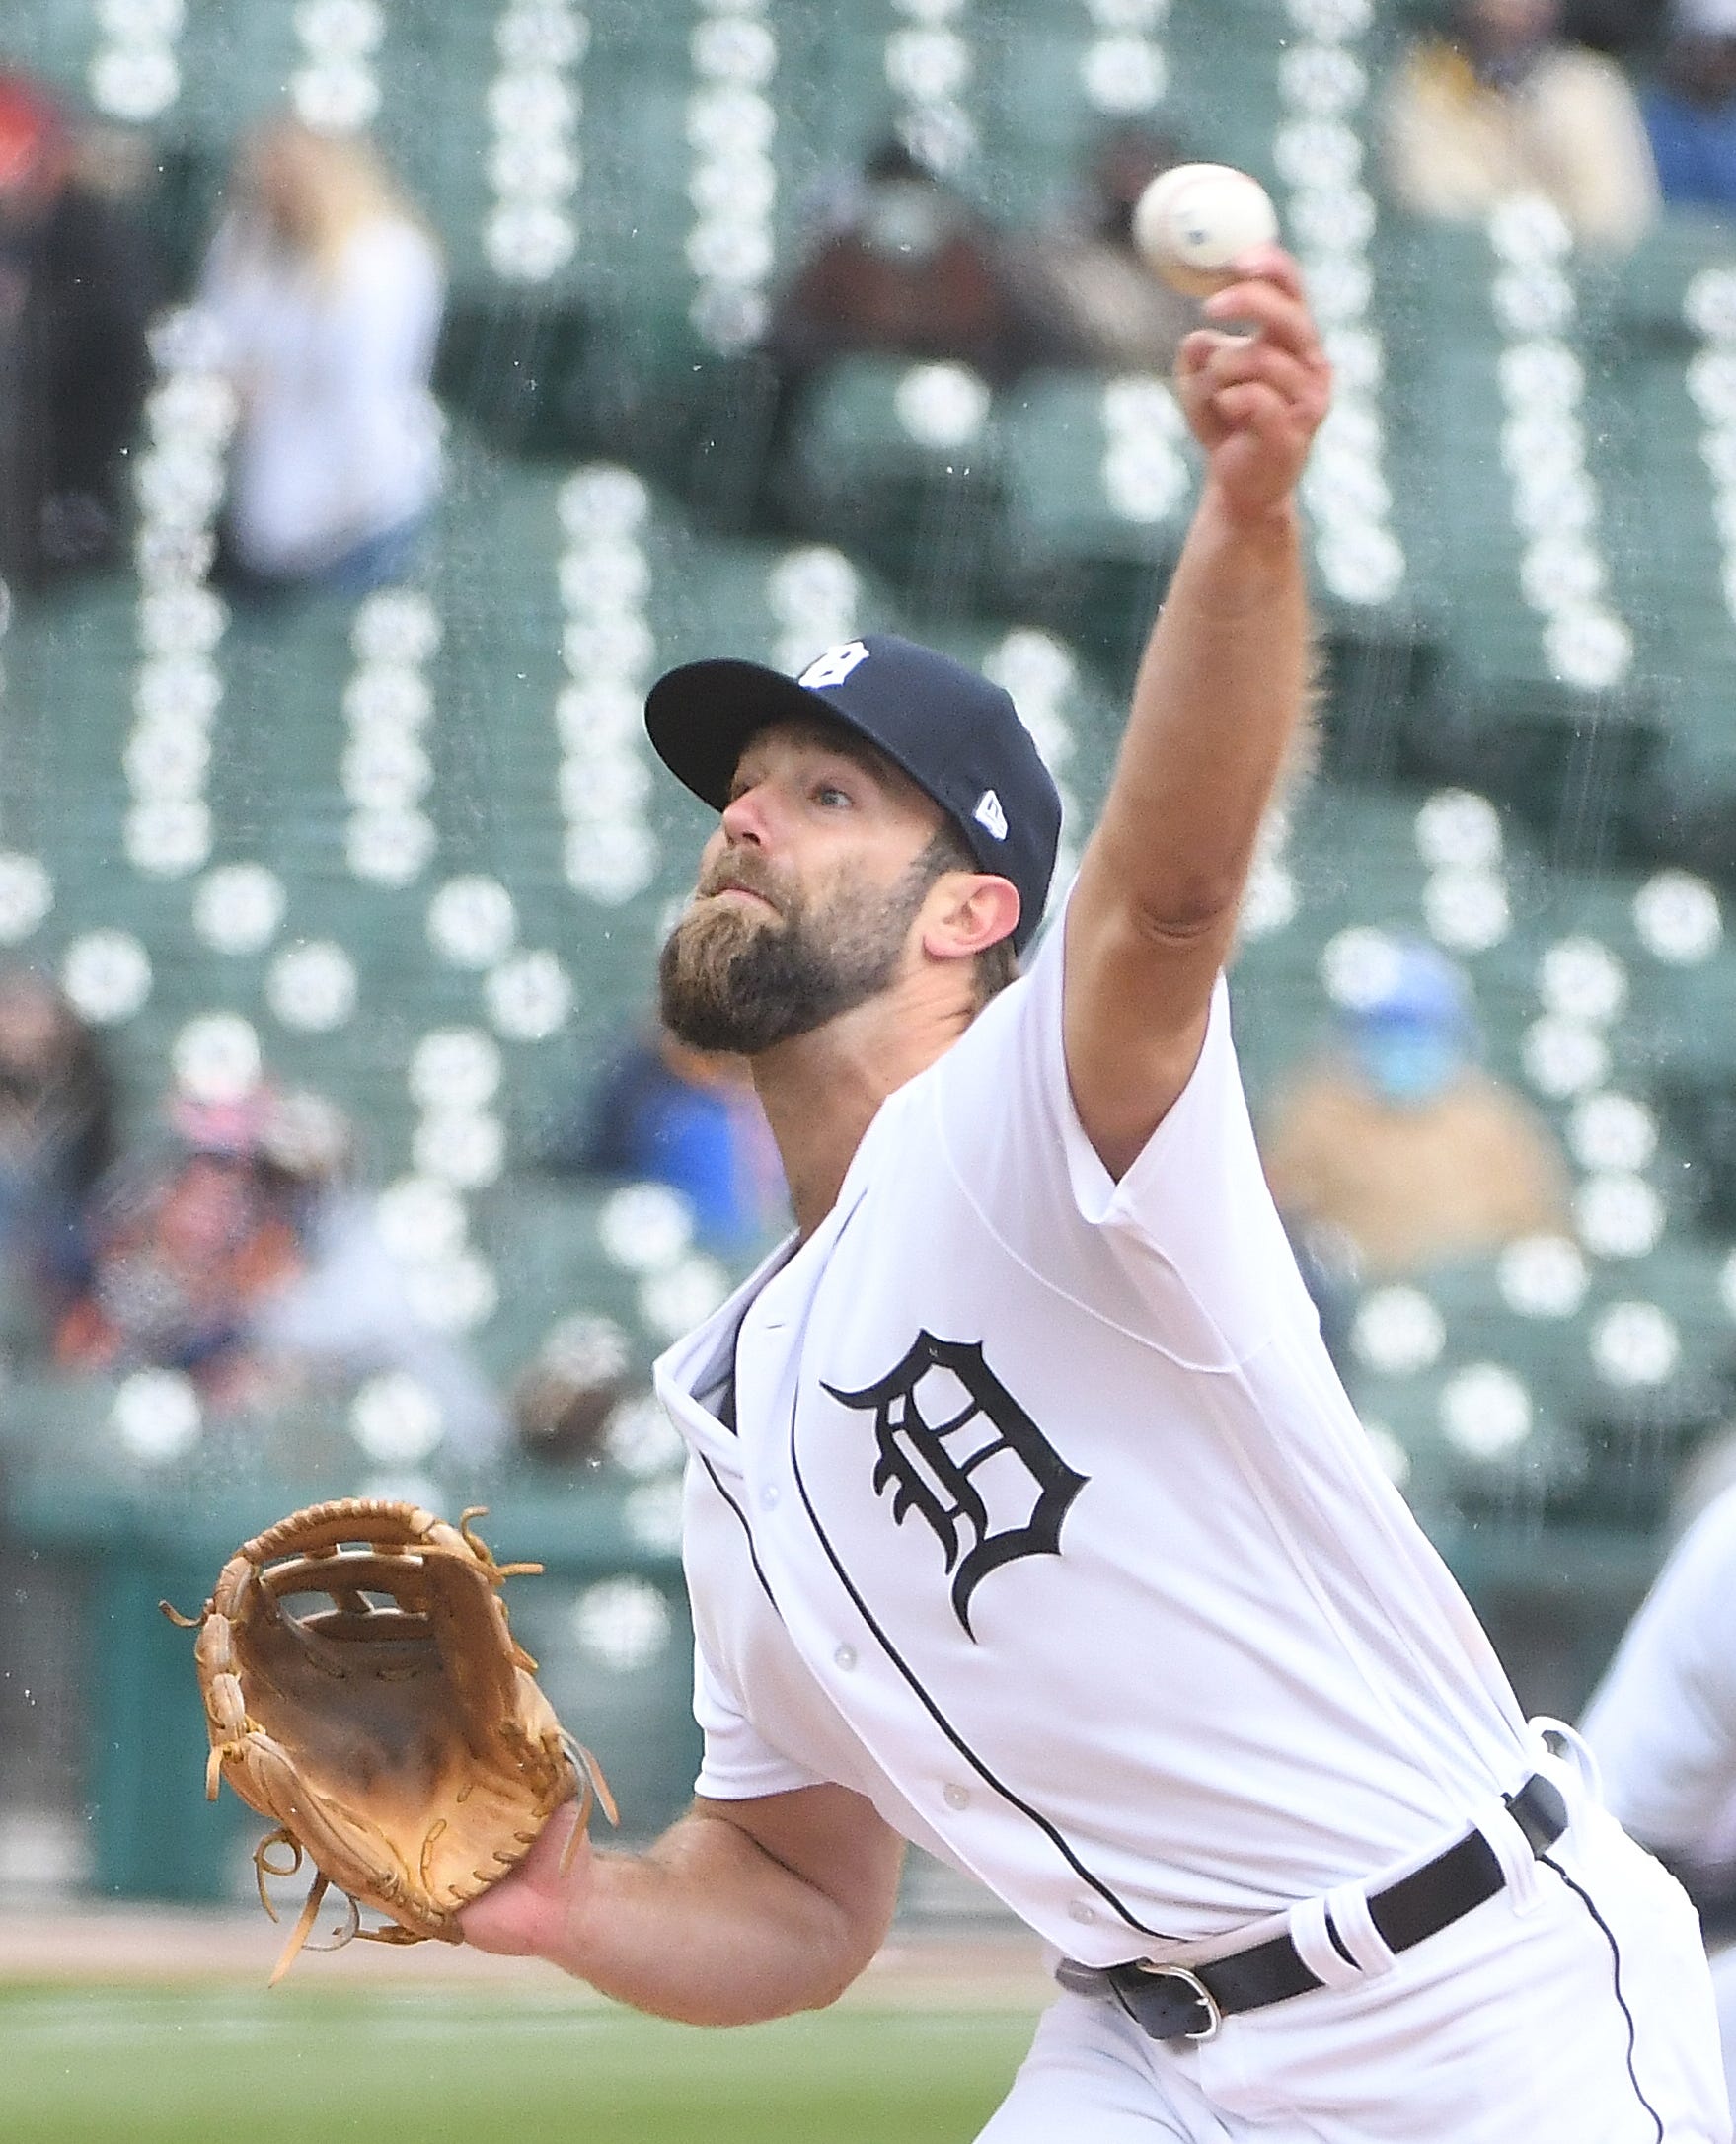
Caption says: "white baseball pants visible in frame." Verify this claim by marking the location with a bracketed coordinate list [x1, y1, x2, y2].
[976, 1799, 1728, 2143]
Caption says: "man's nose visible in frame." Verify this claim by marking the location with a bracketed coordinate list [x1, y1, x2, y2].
[719, 783, 773, 847]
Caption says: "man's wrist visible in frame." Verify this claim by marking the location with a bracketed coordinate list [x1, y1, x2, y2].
[1196, 479, 1304, 550]
[1180, 484, 1307, 625]
[541, 1854, 613, 1976]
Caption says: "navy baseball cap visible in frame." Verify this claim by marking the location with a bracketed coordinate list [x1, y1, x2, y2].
[644, 633, 1062, 954]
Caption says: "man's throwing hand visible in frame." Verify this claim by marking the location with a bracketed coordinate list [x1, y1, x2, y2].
[1175, 246, 1331, 526]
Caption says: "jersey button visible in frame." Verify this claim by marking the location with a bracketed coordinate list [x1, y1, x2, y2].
[758, 1484, 780, 1510]
[833, 1645, 858, 1671]
[1068, 1901, 1096, 1925]
[943, 1784, 971, 1811]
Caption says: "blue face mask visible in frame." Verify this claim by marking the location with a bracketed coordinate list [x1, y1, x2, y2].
[1354, 1026, 1463, 1106]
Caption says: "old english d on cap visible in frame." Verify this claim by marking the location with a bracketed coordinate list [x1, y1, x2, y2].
[644, 633, 1062, 954]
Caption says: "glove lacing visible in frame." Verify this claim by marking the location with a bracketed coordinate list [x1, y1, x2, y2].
[251, 1737, 616, 1985]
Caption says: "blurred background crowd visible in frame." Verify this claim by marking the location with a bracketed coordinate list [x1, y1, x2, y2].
[6, 0, 1736, 1941]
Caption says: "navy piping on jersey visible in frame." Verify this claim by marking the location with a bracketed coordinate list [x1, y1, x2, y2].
[785, 1377, 1179, 1946]
[1539, 1853, 1665, 2144]
[697, 1451, 779, 1608]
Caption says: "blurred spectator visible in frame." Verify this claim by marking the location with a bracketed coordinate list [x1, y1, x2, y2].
[1382, 0, 1660, 249]
[545, 1027, 786, 1255]
[765, 136, 1044, 387]
[57, 1082, 504, 1461]
[198, 119, 444, 595]
[1010, 124, 1195, 376]
[0, 72, 155, 586]
[0, 967, 114, 1341]
[247, 1091, 506, 1463]
[1261, 938, 1572, 1279]
[511, 1313, 633, 1470]
[1643, 0, 1736, 210]
[56, 1094, 302, 1405]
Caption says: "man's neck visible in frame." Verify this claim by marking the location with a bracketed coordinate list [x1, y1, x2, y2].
[1466, 34, 1548, 89]
[750, 971, 980, 1238]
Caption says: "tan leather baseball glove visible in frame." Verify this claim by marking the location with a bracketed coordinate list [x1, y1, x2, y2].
[164, 1497, 614, 1983]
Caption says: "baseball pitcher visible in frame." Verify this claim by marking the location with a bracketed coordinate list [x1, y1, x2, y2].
[463, 245, 1728, 2141]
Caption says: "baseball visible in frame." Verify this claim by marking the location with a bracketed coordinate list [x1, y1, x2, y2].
[1131, 163, 1281, 297]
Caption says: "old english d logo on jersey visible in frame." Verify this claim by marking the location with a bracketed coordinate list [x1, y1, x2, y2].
[823, 1334, 1088, 1638]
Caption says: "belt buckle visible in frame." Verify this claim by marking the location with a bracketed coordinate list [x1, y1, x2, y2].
[1129, 1961, 1223, 2043]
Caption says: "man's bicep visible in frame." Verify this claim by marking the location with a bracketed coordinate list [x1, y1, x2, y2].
[697, 1785, 905, 1947]
[1060, 866, 1225, 1181]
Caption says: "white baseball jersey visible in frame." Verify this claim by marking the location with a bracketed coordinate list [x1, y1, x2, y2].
[1582, 1486, 1736, 1865]
[654, 897, 1540, 1964]
[1582, 1491, 1736, 2124]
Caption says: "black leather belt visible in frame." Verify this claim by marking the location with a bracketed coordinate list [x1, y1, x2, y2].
[1059, 1772, 1568, 2044]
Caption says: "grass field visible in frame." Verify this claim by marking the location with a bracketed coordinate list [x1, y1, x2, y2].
[1, 1985, 1038, 2143]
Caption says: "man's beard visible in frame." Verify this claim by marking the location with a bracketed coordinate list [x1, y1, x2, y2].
[658, 849, 934, 1056]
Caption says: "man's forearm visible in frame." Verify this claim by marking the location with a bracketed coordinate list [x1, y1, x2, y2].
[1057, 254, 1327, 1174]
[1093, 482, 1313, 938]
[535, 1808, 887, 2027]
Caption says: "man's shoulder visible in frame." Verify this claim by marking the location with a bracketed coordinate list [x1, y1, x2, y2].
[1534, 40, 1644, 105]
[1447, 1067, 1553, 1135]
[839, 968, 1053, 1218]
[342, 214, 443, 287]
[1392, 38, 1475, 106]
[1265, 1061, 1366, 1130]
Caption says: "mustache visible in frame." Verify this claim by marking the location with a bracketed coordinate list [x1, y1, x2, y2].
[694, 853, 790, 912]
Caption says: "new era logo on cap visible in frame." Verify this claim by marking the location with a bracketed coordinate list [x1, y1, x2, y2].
[973, 789, 1009, 842]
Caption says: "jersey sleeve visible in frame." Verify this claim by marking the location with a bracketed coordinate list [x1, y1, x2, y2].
[690, 1631, 833, 1803]
[932, 889, 1318, 1364]
[1581, 1486, 1736, 1854]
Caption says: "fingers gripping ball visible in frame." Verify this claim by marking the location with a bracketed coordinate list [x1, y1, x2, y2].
[162, 1498, 616, 1984]
[1132, 164, 1281, 298]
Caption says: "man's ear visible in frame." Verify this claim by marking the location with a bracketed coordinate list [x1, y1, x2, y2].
[920, 874, 1021, 964]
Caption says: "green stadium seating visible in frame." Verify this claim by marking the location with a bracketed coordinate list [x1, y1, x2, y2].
[768, 353, 1010, 615]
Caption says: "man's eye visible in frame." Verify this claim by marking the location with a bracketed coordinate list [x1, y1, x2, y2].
[814, 783, 852, 807]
